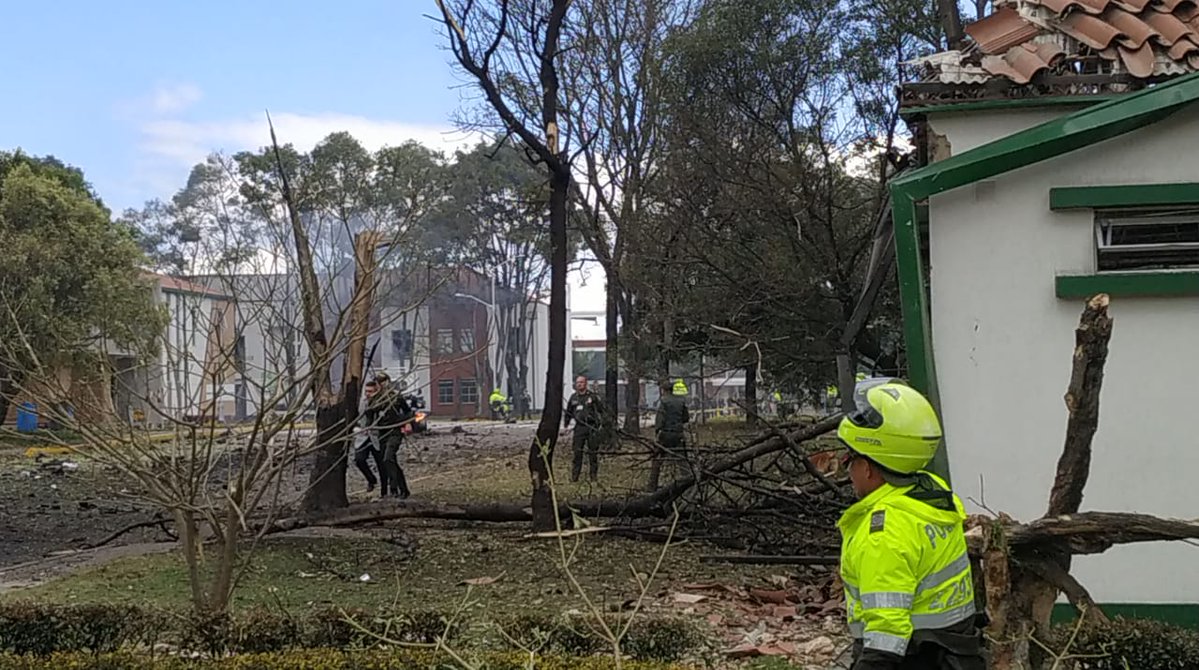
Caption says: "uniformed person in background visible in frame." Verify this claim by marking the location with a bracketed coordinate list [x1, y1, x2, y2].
[648, 378, 690, 491]
[564, 375, 606, 482]
[836, 377, 985, 670]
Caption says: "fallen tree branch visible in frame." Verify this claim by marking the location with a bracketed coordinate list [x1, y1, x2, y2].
[1001, 511, 1199, 553]
[699, 554, 839, 566]
[82, 515, 173, 550]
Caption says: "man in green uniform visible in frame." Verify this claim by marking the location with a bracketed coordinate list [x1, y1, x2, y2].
[648, 379, 690, 491]
[564, 375, 605, 482]
[836, 377, 985, 669]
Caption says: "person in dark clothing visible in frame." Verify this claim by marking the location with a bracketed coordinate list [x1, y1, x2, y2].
[649, 379, 690, 491]
[365, 374, 413, 499]
[353, 380, 389, 496]
[564, 375, 606, 482]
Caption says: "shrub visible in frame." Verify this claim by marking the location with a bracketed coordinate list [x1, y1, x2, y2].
[230, 606, 301, 654]
[1049, 617, 1199, 669]
[499, 613, 701, 661]
[0, 649, 682, 669]
[0, 603, 150, 655]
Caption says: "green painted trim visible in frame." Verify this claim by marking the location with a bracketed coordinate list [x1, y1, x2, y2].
[1056, 271, 1199, 299]
[892, 194, 951, 482]
[901, 95, 1114, 118]
[892, 72, 1199, 200]
[1050, 182, 1199, 210]
[1052, 603, 1199, 629]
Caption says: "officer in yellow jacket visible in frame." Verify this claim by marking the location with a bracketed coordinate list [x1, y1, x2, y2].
[837, 378, 984, 669]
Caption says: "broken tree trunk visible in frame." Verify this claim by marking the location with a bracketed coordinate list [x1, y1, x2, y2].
[984, 294, 1112, 670]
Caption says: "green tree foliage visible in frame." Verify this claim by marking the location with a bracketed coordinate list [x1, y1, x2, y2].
[650, 0, 931, 399]
[0, 153, 164, 420]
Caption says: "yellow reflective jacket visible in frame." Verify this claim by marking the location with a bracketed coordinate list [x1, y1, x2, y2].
[838, 472, 976, 660]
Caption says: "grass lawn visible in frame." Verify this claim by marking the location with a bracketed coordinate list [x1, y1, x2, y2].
[11, 526, 783, 619]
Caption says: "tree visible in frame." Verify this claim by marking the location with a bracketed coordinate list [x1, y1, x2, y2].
[649, 0, 935, 400]
[0, 156, 164, 426]
[436, 0, 574, 530]
[561, 0, 695, 433]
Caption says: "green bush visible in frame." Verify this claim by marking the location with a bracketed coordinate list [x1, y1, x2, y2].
[498, 613, 701, 662]
[1049, 617, 1199, 669]
[0, 649, 681, 669]
[0, 603, 150, 655]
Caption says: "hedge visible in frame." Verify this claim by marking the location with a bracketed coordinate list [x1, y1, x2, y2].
[0, 650, 681, 669]
[1048, 617, 1199, 669]
[0, 603, 699, 662]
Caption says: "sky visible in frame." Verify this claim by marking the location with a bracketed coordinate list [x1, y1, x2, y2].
[3, 0, 607, 321]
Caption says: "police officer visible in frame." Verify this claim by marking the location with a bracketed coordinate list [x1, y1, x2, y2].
[564, 375, 605, 482]
[837, 377, 985, 669]
[649, 379, 690, 491]
[366, 373, 413, 499]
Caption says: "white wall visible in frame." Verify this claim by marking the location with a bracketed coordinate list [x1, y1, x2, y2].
[926, 104, 1199, 604]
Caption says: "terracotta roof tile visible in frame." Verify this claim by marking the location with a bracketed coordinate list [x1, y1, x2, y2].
[1104, 7, 1162, 46]
[964, 7, 1042, 53]
[982, 41, 1067, 81]
[911, 0, 1199, 90]
[1142, 10, 1193, 44]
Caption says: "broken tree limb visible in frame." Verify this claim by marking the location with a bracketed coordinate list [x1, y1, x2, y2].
[1048, 293, 1112, 517]
[261, 415, 846, 532]
[81, 515, 173, 550]
[699, 554, 839, 566]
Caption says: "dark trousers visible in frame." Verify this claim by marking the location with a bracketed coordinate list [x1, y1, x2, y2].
[648, 431, 683, 491]
[570, 429, 599, 481]
[380, 435, 410, 498]
[353, 437, 387, 494]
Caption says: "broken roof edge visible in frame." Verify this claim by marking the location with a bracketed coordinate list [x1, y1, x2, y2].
[899, 93, 1116, 118]
[892, 69, 1199, 201]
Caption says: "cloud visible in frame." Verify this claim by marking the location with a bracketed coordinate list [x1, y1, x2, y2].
[149, 83, 204, 114]
[139, 112, 482, 169]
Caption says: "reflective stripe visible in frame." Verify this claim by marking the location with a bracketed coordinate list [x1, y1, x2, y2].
[863, 631, 909, 655]
[916, 552, 971, 594]
[912, 601, 976, 629]
[860, 591, 914, 610]
[848, 621, 864, 637]
[844, 583, 860, 599]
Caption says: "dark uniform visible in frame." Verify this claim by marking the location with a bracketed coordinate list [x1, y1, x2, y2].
[649, 392, 689, 490]
[365, 387, 413, 499]
[564, 388, 605, 482]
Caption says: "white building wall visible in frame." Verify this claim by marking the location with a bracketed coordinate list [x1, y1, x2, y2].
[925, 104, 1199, 605]
[374, 305, 431, 398]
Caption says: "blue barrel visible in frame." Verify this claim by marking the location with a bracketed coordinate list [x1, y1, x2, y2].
[15, 402, 38, 433]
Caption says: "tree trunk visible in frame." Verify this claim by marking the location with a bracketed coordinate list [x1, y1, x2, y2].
[745, 361, 758, 427]
[304, 403, 350, 513]
[986, 294, 1113, 670]
[621, 293, 641, 435]
[623, 375, 641, 435]
[530, 161, 570, 531]
[604, 273, 620, 415]
[0, 372, 18, 428]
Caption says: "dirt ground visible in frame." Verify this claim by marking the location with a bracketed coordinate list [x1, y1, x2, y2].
[0, 420, 853, 668]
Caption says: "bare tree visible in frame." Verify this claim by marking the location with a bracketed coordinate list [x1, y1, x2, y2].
[562, 0, 694, 433]
[436, 0, 573, 530]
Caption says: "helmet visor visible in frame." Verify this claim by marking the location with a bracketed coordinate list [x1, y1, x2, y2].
[845, 377, 904, 430]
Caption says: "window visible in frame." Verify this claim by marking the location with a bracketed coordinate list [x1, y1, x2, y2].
[1096, 207, 1199, 272]
[459, 328, 476, 353]
[391, 329, 414, 364]
[437, 379, 455, 404]
[459, 378, 479, 404]
[436, 328, 454, 354]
